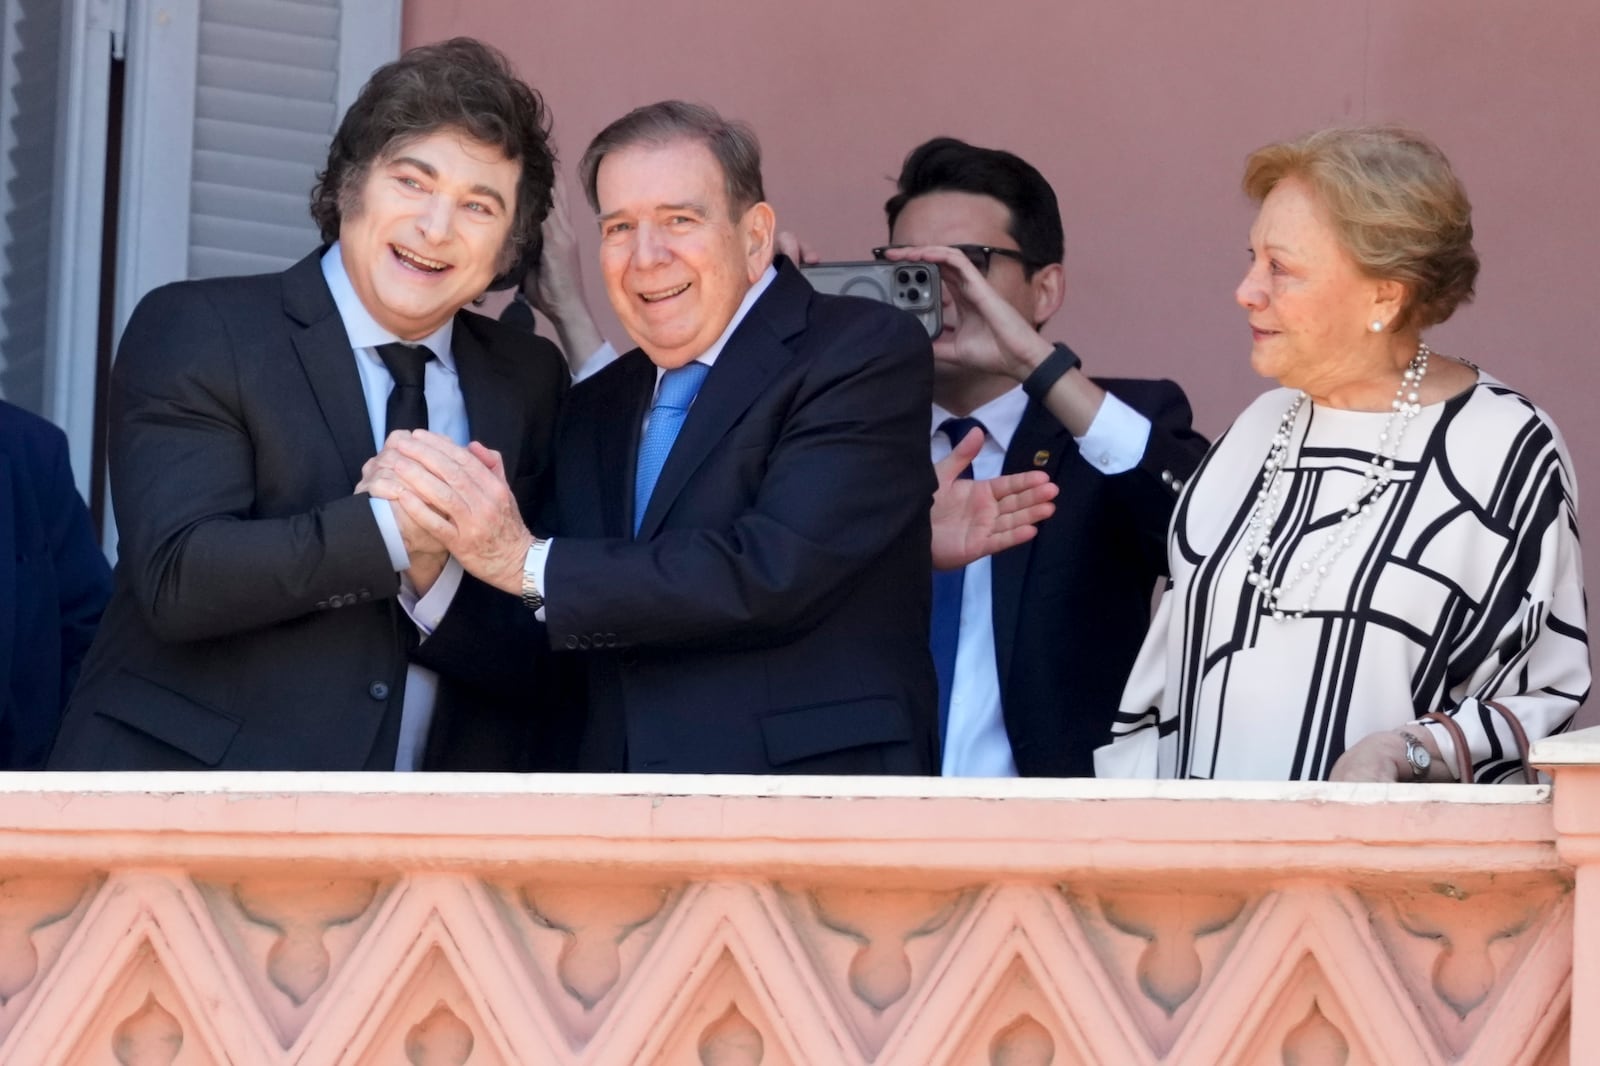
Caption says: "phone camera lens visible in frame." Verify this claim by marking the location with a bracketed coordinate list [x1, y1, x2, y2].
[905, 288, 921, 302]
[895, 269, 912, 285]
[914, 269, 928, 285]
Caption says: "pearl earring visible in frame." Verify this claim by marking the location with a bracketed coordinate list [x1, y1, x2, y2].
[1370, 320, 1385, 333]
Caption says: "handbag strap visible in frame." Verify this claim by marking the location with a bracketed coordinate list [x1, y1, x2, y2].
[1482, 699, 1536, 784]
[1420, 712, 1473, 783]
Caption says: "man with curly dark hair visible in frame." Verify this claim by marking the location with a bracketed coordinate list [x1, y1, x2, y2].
[49, 38, 568, 771]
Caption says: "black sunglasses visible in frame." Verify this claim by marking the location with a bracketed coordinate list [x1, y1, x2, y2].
[872, 243, 1032, 276]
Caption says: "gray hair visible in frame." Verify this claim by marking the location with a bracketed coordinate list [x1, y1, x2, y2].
[579, 100, 765, 218]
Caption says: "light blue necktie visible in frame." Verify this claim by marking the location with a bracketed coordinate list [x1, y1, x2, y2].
[633, 361, 711, 535]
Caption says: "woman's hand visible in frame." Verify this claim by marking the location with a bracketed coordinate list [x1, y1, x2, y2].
[1329, 728, 1449, 782]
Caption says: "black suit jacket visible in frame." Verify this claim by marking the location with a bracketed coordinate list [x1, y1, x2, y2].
[0, 402, 111, 767]
[992, 378, 1206, 776]
[433, 260, 939, 774]
[48, 249, 566, 770]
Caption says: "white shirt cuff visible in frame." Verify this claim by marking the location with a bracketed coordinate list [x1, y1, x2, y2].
[530, 537, 553, 621]
[400, 557, 464, 637]
[574, 341, 620, 384]
[1074, 392, 1152, 475]
[370, 497, 411, 571]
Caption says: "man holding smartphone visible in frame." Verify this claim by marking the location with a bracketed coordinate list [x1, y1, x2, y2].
[867, 138, 1208, 778]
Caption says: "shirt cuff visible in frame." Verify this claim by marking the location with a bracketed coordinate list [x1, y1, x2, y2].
[1074, 392, 1152, 475]
[369, 497, 411, 571]
[400, 556, 464, 638]
[574, 341, 620, 384]
[530, 537, 553, 621]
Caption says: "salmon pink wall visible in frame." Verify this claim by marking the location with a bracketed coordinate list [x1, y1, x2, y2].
[405, 1, 1600, 718]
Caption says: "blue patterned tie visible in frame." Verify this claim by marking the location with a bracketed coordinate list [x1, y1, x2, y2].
[931, 416, 984, 745]
[633, 361, 711, 536]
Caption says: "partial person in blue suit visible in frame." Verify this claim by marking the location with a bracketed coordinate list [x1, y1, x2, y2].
[0, 401, 111, 767]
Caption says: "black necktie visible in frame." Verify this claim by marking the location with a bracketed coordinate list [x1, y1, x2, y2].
[931, 416, 984, 746]
[376, 343, 435, 435]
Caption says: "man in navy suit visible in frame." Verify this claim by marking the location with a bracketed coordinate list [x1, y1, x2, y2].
[48, 39, 568, 771]
[872, 138, 1210, 777]
[370, 102, 944, 774]
[0, 401, 111, 767]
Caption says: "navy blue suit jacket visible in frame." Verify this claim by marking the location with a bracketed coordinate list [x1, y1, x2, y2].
[49, 249, 566, 770]
[0, 402, 111, 767]
[539, 259, 940, 773]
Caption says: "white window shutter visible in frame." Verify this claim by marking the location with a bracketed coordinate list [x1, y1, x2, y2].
[0, 0, 64, 413]
[115, 0, 400, 333]
[0, 0, 117, 493]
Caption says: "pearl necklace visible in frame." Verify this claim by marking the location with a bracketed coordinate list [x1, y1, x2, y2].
[1241, 343, 1431, 621]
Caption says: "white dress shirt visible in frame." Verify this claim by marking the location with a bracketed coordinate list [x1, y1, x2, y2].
[322, 243, 467, 771]
[526, 265, 778, 610]
[933, 382, 1152, 777]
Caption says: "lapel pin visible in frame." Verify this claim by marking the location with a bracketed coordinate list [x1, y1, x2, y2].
[1033, 449, 1050, 467]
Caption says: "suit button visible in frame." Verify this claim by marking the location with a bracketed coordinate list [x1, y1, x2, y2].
[316, 600, 329, 610]
[368, 682, 390, 700]
[358, 589, 371, 601]
[565, 635, 580, 650]
[577, 635, 592, 650]
[603, 632, 618, 648]
[330, 595, 344, 608]
[1172, 478, 1185, 491]
[1161, 470, 1174, 485]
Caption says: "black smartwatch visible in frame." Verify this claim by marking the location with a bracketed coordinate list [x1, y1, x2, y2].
[1022, 342, 1083, 402]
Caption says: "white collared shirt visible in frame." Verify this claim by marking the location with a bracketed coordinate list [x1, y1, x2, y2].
[933, 382, 1151, 777]
[322, 242, 467, 771]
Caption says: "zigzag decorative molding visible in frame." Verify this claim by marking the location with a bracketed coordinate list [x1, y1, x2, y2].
[0, 771, 1590, 1064]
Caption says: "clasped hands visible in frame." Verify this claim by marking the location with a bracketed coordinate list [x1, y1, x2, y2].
[358, 425, 1060, 591]
[357, 430, 531, 596]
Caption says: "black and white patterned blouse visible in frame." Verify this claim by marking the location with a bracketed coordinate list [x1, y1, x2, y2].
[1099, 373, 1589, 782]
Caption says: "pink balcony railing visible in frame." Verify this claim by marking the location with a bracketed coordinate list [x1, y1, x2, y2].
[0, 724, 1597, 1064]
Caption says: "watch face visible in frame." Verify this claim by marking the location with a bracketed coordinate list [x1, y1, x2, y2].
[1404, 734, 1431, 775]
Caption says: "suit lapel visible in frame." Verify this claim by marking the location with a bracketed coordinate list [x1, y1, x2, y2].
[634, 261, 808, 540]
[991, 400, 1073, 686]
[282, 250, 377, 487]
[452, 315, 524, 476]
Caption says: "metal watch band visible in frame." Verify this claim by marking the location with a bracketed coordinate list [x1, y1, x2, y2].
[1401, 731, 1431, 779]
[1021, 342, 1082, 403]
[521, 540, 545, 611]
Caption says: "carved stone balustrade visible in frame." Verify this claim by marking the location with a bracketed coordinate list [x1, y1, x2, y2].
[0, 731, 1595, 1064]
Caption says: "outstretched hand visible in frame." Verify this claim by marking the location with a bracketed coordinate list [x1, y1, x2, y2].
[930, 427, 1058, 570]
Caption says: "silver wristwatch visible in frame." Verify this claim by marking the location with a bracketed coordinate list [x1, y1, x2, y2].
[521, 539, 545, 611]
[1400, 731, 1432, 780]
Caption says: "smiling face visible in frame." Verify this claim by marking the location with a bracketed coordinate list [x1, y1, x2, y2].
[594, 138, 774, 368]
[1235, 176, 1398, 395]
[338, 128, 520, 340]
